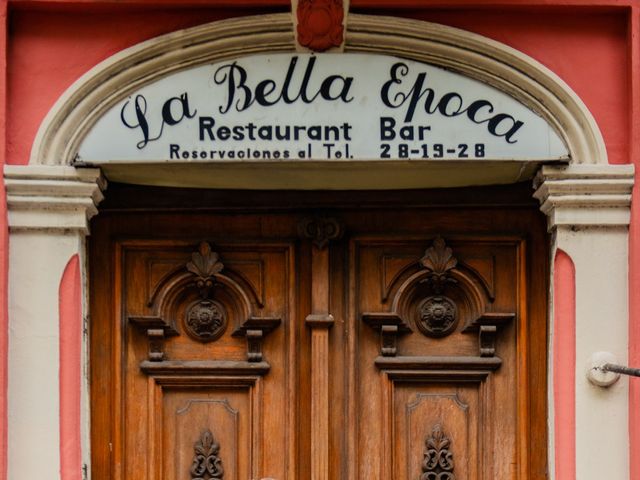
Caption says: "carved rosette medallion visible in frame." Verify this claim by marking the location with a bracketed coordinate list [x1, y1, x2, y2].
[421, 424, 455, 480]
[183, 242, 228, 342]
[415, 237, 460, 339]
[297, 0, 344, 52]
[185, 299, 227, 342]
[191, 429, 224, 480]
[417, 296, 458, 337]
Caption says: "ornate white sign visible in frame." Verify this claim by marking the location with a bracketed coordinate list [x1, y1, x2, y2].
[78, 53, 568, 163]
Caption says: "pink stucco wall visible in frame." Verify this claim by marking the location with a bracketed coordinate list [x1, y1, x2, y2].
[1, 1, 638, 479]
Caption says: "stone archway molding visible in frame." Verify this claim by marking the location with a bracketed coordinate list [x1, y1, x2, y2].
[5, 12, 635, 480]
[30, 13, 606, 168]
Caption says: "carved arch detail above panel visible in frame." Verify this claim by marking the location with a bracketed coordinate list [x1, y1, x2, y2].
[363, 237, 514, 359]
[130, 242, 280, 363]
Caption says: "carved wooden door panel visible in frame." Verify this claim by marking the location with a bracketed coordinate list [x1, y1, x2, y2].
[352, 235, 526, 480]
[90, 191, 548, 480]
[91, 213, 302, 480]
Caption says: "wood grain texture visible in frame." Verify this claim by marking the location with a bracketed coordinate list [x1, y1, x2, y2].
[89, 187, 548, 479]
[306, 244, 335, 480]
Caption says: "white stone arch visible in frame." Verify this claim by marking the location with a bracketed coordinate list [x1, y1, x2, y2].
[4, 12, 634, 480]
[29, 13, 605, 167]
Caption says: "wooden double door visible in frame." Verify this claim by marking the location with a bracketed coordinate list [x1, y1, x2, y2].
[90, 187, 548, 480]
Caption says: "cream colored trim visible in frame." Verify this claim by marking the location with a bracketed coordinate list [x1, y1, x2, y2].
[5, 166, 105, 480]
[346, 15, 605, 165]
[535, 164, 633, 480]
[5, 166, 106, 234]
[30, 13, 605, 168]
[533, 165, 634, 229]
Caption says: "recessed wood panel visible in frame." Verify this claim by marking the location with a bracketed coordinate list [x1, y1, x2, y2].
[392, 382, 480, 480]
[160, 383, 257, 480]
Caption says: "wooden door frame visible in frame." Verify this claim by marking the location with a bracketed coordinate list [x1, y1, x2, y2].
[87, 183, 549, 479]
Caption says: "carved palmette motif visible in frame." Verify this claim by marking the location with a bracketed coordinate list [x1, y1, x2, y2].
[184, 243, 228, 342]
[421, 424, 455, 480]
[191, 430, 224, 480]
[417, 237, 459, 338]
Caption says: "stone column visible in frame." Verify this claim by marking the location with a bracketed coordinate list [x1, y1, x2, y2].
[4, 165, 105, 480]
[534, 164, 634, 480]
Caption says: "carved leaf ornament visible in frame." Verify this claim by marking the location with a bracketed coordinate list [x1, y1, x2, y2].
[421, 424, 455, 480]
[184, 242, 228, 342]
[419, 237, 458, 294]
[191, 430, 224, 480]
[187, 242, 224, 298]
[417, 238, 459, 338]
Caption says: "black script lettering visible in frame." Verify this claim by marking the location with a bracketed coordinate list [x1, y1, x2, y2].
[120, 95, 156, 149]
[487, 114, 524, 144]
[121, 93, 196, 149]
[381, 64, 437, 122]
[466, 100, 495, 124]
[380, 62, 526, 143]
[319, 75, 354, 103]
[213, 56, 354, 114]
[255, 79, 278, 106]
[215, 62, 254, 114]
[437, 93, 464, 117]
[162, 93, 196, 126]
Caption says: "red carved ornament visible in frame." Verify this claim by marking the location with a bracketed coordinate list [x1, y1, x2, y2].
[297, 0, 344, 52]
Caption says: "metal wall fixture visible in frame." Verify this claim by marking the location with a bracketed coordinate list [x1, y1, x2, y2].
[586, 351, 640, 387]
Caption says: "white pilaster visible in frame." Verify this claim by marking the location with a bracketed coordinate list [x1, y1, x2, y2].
[534, 164, 634, 480]
[4, 165, 105, 480]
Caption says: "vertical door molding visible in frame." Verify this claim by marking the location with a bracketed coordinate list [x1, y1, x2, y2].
[300, 216, 342, 480]
[534, 164, 634, 480]
[3, 165, 105, 480]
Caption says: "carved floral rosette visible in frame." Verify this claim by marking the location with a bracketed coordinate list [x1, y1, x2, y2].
[184, 242, 228, 342]
[416, 237, 460, 338]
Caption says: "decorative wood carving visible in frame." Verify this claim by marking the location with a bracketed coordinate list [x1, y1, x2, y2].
[416, 237, 459, 338]
[184, 299, 227, 343]
[141, 360, 270, 376]
[361, 312, 412, 356]
[462, 312, 516, 357]
[421, 424, 455, 480]
[296, 0, 344, 52]
[298, 216, 343, 248]
[375, 355, 502, 372]
[184, 242, 228, 343]
[129, 316, 179, 361]
[187, 242, 225, 297]
[416, 296, 458, 338]
[364, 237, 515, 359]
[232, 317, 282, 362]
[420, 237, 458, 294]
[191, 429, 224, 480]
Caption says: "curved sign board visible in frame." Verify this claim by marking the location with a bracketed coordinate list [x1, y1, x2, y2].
[78, 53, 568, 163]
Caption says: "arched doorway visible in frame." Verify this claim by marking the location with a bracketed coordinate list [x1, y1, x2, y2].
[6, 12, 632, 480]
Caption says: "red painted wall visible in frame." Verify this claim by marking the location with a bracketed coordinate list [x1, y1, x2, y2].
[554, 250, 576, 480]
[59, 255, 82, 480]
[1, 2, 638, 480]
[5, 5, 631, 166]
